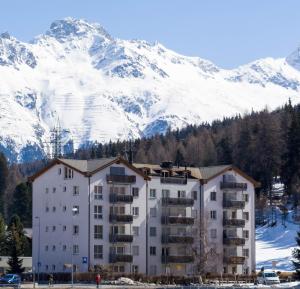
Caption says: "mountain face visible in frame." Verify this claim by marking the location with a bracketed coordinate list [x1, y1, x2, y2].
[1, 18, 300, 162]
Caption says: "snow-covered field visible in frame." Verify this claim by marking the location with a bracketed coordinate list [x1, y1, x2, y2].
[256, 211, 298, 271]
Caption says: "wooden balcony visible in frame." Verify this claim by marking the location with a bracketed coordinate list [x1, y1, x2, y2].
[109, 193, 133, 203]
[223, 219, 245, 227]
[220, 182, 247, 190]
[109, 234, 133, 243]
[109, 214, 133, 223]
[162, 197, 194, 207]
[109, 254, 133, 263]
[161, 234, 194, 244]
[161, 255, 194, 263]
[223, 237, 245, 246]
[224, 256, 246, 265]
[106, 174, 136, 184]
[161, 216, 194, 225]
[223, 200, 245, 209]
[160, 177, 187, 185]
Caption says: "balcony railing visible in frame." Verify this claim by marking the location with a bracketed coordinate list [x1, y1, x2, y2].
[109, 193, 133, 203]
[223, 219, 245, 227]
[107, 174, 136, 184]
[161, 216, 194, 225]
[161, 255, 194, 263]
[223, 256, 246, 264]
[109, 234, 133, 243]
[160, 177, 187, 185]
[109, 254, 133, 263]
[109, 214, 133, 223]
[223, 237, 245, 246]
[162, 197, 194, 206]
[223, 200, 245, 209]
[161, 234, 194, 244]
[220, 182, 247, 190]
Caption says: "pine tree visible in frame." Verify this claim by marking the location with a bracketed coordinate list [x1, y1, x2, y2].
[0, 152, 8, 216]
[293, 231, 300, 275]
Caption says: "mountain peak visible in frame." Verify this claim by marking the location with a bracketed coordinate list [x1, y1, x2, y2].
[286, 46, 300, 71]
[46, 17, 112, 41]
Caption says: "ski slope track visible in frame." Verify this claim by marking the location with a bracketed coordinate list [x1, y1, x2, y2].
[1, 18, 300, 162]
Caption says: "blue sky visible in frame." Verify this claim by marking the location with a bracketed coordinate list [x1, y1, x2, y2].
[1, 0, 300, 68]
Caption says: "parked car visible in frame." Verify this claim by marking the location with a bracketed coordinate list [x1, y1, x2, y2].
[0, 274, 21, 287]
[257, 270, 280, 285]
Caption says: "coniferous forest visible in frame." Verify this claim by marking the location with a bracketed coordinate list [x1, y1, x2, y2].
[1, 100, 300, 225]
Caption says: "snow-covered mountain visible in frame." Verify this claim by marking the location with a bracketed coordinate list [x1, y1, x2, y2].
[1, 17, 300, 162]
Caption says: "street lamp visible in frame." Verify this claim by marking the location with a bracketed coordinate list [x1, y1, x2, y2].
[34, 216, 41, 285]
[71, 207, 78, 288]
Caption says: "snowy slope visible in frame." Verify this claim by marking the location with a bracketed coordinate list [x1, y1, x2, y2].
[1, 18, 300, 161]
[256, 211, 298, 271]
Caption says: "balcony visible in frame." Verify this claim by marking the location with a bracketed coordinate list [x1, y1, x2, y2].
[109, 193, 133, 203]
[224, 256, 246, 265]
[109, 254, 133, 263]
[220, 182, 247, 190]
[161, 255, 194, 263]
[223, 219, 245, 227]
[160, 177, 187, 185]
[161, 234, 194, 244]
[223, 237, 245, 246]
[162, 197, 194, 207]
[223, 200, 245, 209]
[106, 174, 136, 184]
[109, 214, 133, 223]
[161, 216, 194, 225]
[109, 234, 133, 243]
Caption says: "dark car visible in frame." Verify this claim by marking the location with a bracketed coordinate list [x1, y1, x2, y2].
[0, 274, 21, 287]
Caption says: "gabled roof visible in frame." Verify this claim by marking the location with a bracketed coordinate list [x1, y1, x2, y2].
[28, 156, 149, 182]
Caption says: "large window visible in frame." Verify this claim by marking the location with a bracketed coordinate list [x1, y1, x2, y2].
[73, 245, 79, 255]
[132, 187, 139, 197]
[110, 166, 125, 175]
[132, 226, 139, 236]
[150, 227, 156, 237]
[94, 245, 103, 259]
[150, 189, 156, 198]
[94, 206, 103, 219]
[73, 186, 79, 196]
[94, 225, 103, 239]
[150, 247, 156, 256]
[132, 207, 139, 216]
[162, 189, 170, 198]
[64, 167, 74, 179]
[210, 191, 217, 201]
[210, 210, 217, 219]
[94, 186, 103, 200]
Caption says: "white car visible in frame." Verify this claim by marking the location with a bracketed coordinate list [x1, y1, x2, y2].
[257, 270, 280, 285]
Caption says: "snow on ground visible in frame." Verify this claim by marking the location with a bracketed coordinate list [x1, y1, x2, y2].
[256, 210, 299, 271]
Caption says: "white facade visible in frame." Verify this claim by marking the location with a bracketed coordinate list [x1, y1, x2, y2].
[31, 158, 256, 276]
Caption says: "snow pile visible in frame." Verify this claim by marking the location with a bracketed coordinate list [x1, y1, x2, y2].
[256, 210, 298, 271]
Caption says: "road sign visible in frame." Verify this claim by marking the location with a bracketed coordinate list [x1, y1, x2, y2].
[82, 257, 88, 264]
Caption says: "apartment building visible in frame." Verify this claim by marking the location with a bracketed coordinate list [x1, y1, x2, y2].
[30, 157, 258, 276]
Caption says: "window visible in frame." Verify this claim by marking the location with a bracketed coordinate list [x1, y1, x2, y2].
[150, 265, 157, 275]
[73, 206, 79, 215]
[150, 189, 156, 198]
[46, 206, 49, 212]
[52, 206, 56, 212]
[178, 190, 186, 198]
[63, 186, 67, 192]
[133, 246, 139, 256]
[45, 226, 48, 232]
[94, 245, 103, 259]
[94, 225, 103, 239]
[63, 225, 66, 231]
[45, 188, 49, 194]
[58, 168, 62, 175]
[110, 166, 125, 175]
[243, 194, 249, 202]
[73, 245, 79, 255]
[243, 248, 249, 257]
[94, 186, 103, 200]
[52, 226, 56, 232]
[45, 245, 48, 251]
[62, 245, 67, 251]
[150, 207, 157, 217]
[73, 225, 79, 235]
[132, 226, 139, 236]
[52, 265, 56, 271]
[45, 265, 49, 271]
[73, 186, 79, 196]
[64, 167, 74, 179]
[63, 206, 67, 212]
[162, 189, 170, 198]
[132, 265, 139, 274]
[243, 212, 249, 221]
[53, 187, 56, 193]
[193, 191, 197, 200]
[132, 207, 139, 216]
[210, 210, 217, 219]
[150, 227, 157, 237]
[243, 230, 249, 239]
[52, 245, 56, 251]
[94, 206, 103, 219]
[132, 187, 139, 197]
[210, 191, 217, 201]
[150, 247, 156, 256]
[210, 229, 217, 239]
